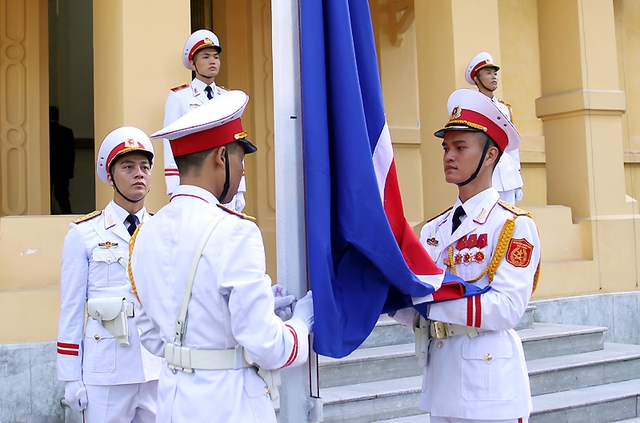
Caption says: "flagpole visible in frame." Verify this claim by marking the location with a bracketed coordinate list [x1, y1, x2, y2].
[271, 1, 321, 422]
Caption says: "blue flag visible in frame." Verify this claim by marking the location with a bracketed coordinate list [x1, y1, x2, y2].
[300, 0, 489, 358]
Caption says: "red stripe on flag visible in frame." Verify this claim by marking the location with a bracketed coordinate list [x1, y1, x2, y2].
[57, 342, 79, 350]
[474, 295, 482, 328]
[432, 283, 465, 301]
[466, 296, 474, 326]
[382, 160, 443, 277]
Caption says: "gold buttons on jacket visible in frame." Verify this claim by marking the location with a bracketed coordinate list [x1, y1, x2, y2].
[265, 386, 270, 395]
[94, 334, 100, 340]
[485, 353, 493, 362]
[437, 341, 443, 348]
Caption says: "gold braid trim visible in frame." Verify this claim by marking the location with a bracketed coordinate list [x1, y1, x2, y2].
[447, 216, 517, 284]
[532, 262, 541, 294]
[128, 222, 145, 305]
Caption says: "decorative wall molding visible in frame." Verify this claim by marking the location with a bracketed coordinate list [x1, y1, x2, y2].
[388, 0, 414, 47]
[0, 0, 28, 215]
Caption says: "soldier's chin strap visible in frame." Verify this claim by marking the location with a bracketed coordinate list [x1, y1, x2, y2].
[111, 170, 147, 204]
[193, 62, 216, 81]
[455, 138, 494, 187]
[218, 148, 231, 203]
[475, 74, 496, 95]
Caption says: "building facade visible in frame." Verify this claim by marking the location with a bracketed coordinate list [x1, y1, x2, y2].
[1, 0, 640, 420]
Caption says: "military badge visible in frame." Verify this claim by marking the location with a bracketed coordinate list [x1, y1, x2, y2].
[124, 138, 139, 148]
[426, 237, 439, 246]
[98, 241, 118, 249]
[450, 106, 462, 120]
[506, 238, 534, 268]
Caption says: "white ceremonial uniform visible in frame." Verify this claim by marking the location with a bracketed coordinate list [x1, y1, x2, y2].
[163, 79, 227, 195]
[130, 185, 309, 423]
[418, 187, 539, 421]
[491, 98, 523, 203]
[57, 201, 162, 422]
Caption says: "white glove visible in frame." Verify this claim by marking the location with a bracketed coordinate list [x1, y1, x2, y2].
[234, 191, 246, 213]
[515, 187, 523, 202]
[292, 291, 314, 333]
[64, 380, 88, 412]
[272, 284, 297, 321]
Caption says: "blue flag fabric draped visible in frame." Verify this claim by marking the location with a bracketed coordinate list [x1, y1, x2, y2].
[300, 0, 488, 358]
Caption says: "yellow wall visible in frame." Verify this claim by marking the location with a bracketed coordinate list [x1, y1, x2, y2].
[3, 0, 640, 343]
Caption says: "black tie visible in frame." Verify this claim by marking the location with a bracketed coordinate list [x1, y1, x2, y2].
[205, 86, 213, 100]
[125, 214, 139, 236]
[451, 206, 465, 234]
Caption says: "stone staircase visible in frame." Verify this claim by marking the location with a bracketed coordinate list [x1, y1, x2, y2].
[314, 307, 640, 423]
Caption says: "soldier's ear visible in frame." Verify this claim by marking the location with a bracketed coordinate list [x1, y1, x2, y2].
[106, 172, 114, 187]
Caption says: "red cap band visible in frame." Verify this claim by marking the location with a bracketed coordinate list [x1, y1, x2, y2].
[189, 40, 218, 62]
[447, 109, 508, 152]
[106, 141, 151, 173]
[470, 59, 495, 80]
[169, 118, 244, 157]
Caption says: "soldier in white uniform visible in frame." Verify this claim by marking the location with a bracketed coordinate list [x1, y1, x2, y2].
[395, 89, 540, 422]
[57, 127, 162, 422]
[130, 90, 314, 423]
[163, 29, 247, 211]
[466, 52, 524, 204]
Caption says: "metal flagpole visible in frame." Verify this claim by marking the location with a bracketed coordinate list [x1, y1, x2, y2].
[271, 1, 322, 422]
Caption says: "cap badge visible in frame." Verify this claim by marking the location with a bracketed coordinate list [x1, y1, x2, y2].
[124, 138, 139, 148]
[450, 106, 462, 120]
[204, 37, 213, 45]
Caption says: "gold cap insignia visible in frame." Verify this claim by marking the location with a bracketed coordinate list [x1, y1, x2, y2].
[204, 37, 213, 44]
[450, 106, 462, 120]
[124, 138, 139, 148]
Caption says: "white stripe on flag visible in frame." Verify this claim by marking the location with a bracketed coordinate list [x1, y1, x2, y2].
[372, 122, 394, 202]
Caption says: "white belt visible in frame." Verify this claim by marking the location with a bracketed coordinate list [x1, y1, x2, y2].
[165, 344, 252, 373]
[429, 321, 486, 339]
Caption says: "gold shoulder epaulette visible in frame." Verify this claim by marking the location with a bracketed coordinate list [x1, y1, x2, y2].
[218, 85, 228, 91]
[72, 210, 102, 224]
[427, 206, 453, 223]
[498, 99, 511, 108]
[217, 204, 256, 221]
[170, 83, 189, 92]
[498, 200, 531, 217]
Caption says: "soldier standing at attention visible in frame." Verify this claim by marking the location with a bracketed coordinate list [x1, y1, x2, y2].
[466, 52, 524, 204]
[130, 90, 314, 423]
[163, 29, 247, 211]
[57, 127, 162, 422]
[394, 89, 540, 423]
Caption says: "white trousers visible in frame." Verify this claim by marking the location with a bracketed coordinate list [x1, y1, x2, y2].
[430, 417, 528, 423]
[84, 380, 158, 423]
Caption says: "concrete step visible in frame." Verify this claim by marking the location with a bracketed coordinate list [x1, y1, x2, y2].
[320, 376, 423, 423]
[320, 322, 608, 388]
[319, 343, 419, 388]
[610, 418, 640, 423]
[375, 413, 430, 423]
[361, 315, 414, 349]
[531, 378, 640, 423]
[528, 342, 640, 396]
[361, 305, 536, 351]
[520, 323, 607, 360]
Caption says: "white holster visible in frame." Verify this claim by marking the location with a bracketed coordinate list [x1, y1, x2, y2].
[87, 297, 134, 347]
[414, 314, 430, 368]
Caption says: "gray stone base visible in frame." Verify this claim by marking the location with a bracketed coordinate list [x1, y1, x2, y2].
[1, 291, 639, 422]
